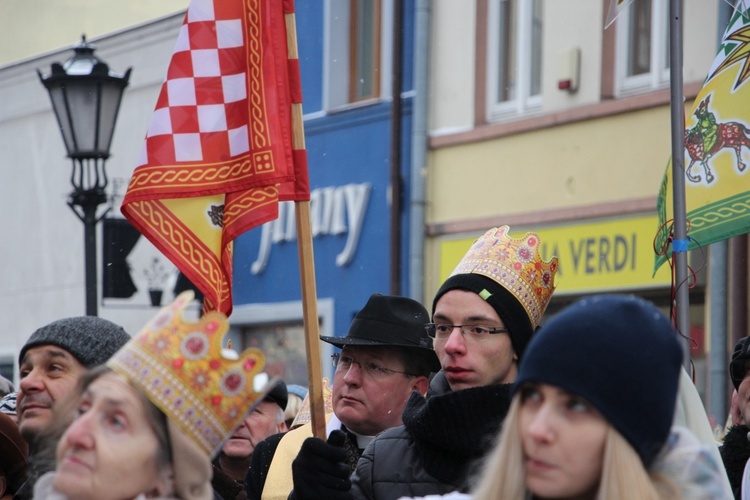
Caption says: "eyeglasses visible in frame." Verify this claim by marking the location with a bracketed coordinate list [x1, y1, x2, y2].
[331, 353, 417, 379]
[425, 323, 508, 342]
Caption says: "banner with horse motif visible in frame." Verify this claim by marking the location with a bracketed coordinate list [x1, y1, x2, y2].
[655, 5, 750, 272]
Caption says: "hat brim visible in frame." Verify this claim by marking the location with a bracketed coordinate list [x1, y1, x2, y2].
[320, 335, 405, 348]
[320, 335, 441, 372]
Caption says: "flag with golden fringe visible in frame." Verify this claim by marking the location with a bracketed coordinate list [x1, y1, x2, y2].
[122, 0, 309, 314]
[655, 6, 750, 272]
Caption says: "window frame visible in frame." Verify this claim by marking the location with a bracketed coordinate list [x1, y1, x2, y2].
[485, 0, 544, 122]
[324, 0, 391, 111]
[615, 0, 670, 97]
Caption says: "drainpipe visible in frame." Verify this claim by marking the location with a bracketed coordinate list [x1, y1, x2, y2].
[408, 0, 430, 303]
[390, 0, 404, 295]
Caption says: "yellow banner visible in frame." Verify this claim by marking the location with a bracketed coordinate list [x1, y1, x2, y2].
[655, 7, 750, 271]
[440, 215, 671, 294]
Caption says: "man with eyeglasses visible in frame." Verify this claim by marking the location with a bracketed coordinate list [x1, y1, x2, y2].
[349, 226, 558, 499]
[245, 293, 439, 500]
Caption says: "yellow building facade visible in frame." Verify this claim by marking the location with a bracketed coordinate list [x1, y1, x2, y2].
[424, 0, 731, 409]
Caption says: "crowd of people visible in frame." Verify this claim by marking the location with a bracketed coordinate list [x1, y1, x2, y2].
[1, 225, 748, 499]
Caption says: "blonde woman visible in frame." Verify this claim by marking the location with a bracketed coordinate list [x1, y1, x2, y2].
[470, 295, 726, 500]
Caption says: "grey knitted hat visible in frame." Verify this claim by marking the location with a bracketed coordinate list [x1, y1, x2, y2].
[19, 316, 131, 369]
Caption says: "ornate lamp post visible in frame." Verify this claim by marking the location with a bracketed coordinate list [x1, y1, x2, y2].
[38, 35, 131, 316]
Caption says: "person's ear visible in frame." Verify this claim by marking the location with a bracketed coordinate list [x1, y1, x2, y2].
[148, 466, 174, 498]
[0, 474, 7, 497]
[277, 420, 289, 433]
[412, 375, 429, 396]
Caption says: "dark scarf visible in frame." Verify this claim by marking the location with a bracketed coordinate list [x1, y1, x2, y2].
[721, 424, 750, 499]
[211, 460, 247, 500]
[401, 372, 513, 488]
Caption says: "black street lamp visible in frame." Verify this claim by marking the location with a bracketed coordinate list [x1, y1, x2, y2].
[38, 35, 131, 316]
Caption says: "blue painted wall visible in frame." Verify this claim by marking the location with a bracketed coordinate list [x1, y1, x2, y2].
[232, 1, 418, 337]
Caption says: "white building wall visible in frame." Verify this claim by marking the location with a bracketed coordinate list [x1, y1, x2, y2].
[0, 14, 185, 378]
[542, 0, 603, 112]
[429, 0, 476, 135]
[428, 0, 720, 126]
[0, 1, 188, 66]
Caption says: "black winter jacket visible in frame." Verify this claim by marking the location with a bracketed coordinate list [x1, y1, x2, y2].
[721, 424, 750, 500]
[350, 372, 512, 500]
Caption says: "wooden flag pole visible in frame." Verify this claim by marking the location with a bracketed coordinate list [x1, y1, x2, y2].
[286, 8, 327, 440]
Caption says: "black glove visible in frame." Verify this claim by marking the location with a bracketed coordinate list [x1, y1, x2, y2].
[290, 430, 352, 500]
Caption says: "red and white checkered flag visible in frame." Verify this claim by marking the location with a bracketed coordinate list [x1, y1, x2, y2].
[122, 0, 309, 314]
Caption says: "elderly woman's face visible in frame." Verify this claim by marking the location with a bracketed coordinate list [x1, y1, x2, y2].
[518, 383, 608, 500]
[54, 372, 168, 500]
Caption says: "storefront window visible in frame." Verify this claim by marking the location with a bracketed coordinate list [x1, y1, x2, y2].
[241, 322, 309, 387]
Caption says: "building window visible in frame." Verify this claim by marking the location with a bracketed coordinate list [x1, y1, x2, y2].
[241, 322, 310, 387]
[327, 0, 386, 110]
[616, 0, 670, 96]
[487, 0, 543, 121]
[0, 358, 13, 387]
[229, 299, 336, 384]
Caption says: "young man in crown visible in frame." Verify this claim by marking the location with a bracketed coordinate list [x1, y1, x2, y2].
[348, 226, 558, 498]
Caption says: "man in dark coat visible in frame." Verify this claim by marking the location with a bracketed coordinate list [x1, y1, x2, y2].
[245, 293, 439, 500]
[721, 336, 750, 499]
[349, 226, 558, 499]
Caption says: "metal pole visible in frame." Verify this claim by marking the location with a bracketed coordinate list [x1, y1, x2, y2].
[68, 164, 108, 317]
[669, 0, 691, 371]
[83, 203, 98, 316]
[409, 0, 430, 303]
[709, 240, 728, 427]
[707, 0, 733, 436]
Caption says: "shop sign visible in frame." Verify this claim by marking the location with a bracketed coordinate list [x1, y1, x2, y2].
[439, 215, 672, 294]
[251, 183, 371, 274]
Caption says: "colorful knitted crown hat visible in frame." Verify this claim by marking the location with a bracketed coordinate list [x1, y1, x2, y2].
[435, 226, 558, 357]
[107, 291, 267, 457]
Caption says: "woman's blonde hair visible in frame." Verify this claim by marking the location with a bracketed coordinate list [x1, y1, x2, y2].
[471, 397, 679, 500]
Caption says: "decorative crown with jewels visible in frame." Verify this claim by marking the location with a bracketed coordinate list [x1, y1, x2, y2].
[450, 226, 558, 328]
[107, 291, 266, 457]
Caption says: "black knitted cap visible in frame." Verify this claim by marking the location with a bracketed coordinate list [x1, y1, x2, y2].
[516, 294, 682, 467]
[19, 316, 131, 369]
[730, 336, 750, 390]
[432, 274, 534, 359]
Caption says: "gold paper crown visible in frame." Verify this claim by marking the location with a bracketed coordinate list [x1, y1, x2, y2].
[107, 291, 266, 457]
[290, 377, 334, 429]
[450, 226, 558, 328]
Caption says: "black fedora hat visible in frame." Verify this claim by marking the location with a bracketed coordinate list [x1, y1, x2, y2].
[320, 293, 440, 372]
